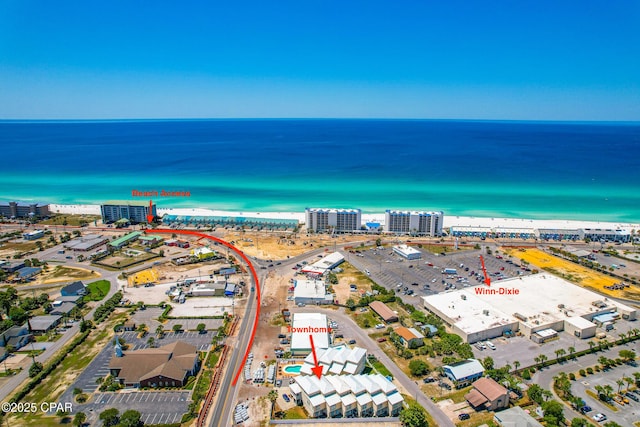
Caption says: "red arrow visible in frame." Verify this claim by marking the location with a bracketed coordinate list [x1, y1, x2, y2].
[309, 335, 323, 379]
[146, 200, 154, 223]
[480, 255, 491, 287]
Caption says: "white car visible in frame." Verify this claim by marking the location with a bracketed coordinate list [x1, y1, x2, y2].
[375, 324, 385, 329]
[592, 413, 606, 422]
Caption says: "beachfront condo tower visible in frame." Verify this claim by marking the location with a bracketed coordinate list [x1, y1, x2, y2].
[384, 210, 444, 236]
[100, 201, 156, 224]
[305, 208, 362, 233]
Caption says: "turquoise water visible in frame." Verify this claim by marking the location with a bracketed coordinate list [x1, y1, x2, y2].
[283, 365, 302, 374]
[1, 119, 639, 222]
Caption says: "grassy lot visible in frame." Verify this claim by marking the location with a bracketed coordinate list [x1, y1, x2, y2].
[84, 279, 111, 301]
[6, 310, 129, 426]
[351, 309, 378, 329]
[39, 215, 100, 226]
[0, 242, 38, 251]
[44, 265, 100, 280]
[94, 251, 159, 269]
[458, 412, 497, 427]
[282, 406, 306, 419]
[370, 359, 393, 378]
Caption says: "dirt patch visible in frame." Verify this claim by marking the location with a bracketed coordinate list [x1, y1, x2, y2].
[221, 231, 372, 260]
[34, 265, 101, 284]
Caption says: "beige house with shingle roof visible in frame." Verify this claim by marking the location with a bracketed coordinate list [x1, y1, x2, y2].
[109, 341, 200, 388]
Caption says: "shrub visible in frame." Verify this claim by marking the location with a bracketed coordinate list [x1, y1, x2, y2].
[586, 367, 594, 374]
[569, 373, 576, 380]
[522, 369, 531, 380]
[579, 369, 586, 377]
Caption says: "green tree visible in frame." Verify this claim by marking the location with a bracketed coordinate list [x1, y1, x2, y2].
[197, 323, 206, 334]
[619, 349, 636, 362]
[570, 417, 590, 427]
[528, 384, 552, 405]
[73, 412, 87, 427]
[28, 361, 43, 377]
[99, 408, 120, 426]
[172, 324, 183, 333]
[603, 422, 624, 427]
[408, 359, 430, 377]
[541, 399, 565, 425]
[346, 298, 356, 311]
[147, 336, 155, 348]
[156, 325, 164, 337]
[119, 409, 142, 427]
[482, 356, 494, 370]
[399, 401, 429, 427]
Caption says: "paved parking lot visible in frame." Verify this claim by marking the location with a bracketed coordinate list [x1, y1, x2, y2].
[78, 390, 191, 425]
[343, 245, 530, 305]
[164, 318, 223, 331]
[121, 330, 214, 351]
[564, 359, 640, 426]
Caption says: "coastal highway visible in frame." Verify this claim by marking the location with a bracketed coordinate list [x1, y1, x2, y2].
[208, 270, 265, 427]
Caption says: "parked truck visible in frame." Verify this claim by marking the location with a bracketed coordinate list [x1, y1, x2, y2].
[443, 268, 457, 275]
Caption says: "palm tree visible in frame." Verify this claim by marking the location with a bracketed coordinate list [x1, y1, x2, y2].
[624, 376, 634, 392]
[618, 332, 627, 343]
[555, 348, 566, 361]
[155, 325, 164, 338]
[598, 356, 609, 369]
[568, 346, 576, 360]
[267, 389, 278, 418]
[595, 385, 605, 400]
[513, 360, 520, 372]
[616, 379, 624, 394]
[538, 354, 548, 368]
[603, 384, 614, 401]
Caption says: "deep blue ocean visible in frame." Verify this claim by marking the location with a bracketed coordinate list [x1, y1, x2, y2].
[1, 119, 639, 222]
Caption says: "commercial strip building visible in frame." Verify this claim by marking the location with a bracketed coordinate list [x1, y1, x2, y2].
[305, 208, 362, 233]
[100, 201, 157, 224]
[64, 234, 108, 251]
[290, 313, 331, 356]
[108, 341, 200, 388]
[300, 252, 344, 275]
[384, 210, 443, 236]
[392, 244, 422, 260]
[368, 301, 398, 323]
[449, 226, 535, 239]
[108, 231, 143, 249]
[293, 279, 334, 305]
[289, 374, 404, 418]
[299, 346, 367, 376]
[422, 274, 637, 344]
[0, 201, 50, 219]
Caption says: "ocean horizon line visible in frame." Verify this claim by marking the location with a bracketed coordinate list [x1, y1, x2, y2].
[1, 118, 639, 125]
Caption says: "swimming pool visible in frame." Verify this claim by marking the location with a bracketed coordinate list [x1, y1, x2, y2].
[283, 364, 302, 374]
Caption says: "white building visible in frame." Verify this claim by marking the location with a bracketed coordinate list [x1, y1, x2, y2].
[582, 228, 631, 243]
[300, 346, 367, 376]
[392, 244, 422, 260]
[301, 252, 345, 275]
[384, 210, 443, 236]
[293, 279, 334, 305]
[422, 274, 637, 343]
[289, 374, 404, 418]
[305, 208, 362, 233]
[290, 313, 331, 356]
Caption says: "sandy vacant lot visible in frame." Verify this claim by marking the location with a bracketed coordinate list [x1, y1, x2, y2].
[168, 296, 234, 317]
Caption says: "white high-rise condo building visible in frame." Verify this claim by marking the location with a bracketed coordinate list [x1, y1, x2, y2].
[305, 208, 362, 233]
[384, 210, 443, 236]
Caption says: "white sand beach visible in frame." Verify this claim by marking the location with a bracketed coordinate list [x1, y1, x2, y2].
[49, 204, 640, 231]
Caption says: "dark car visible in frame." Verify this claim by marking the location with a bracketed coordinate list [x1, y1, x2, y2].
[458, 413, 470, 420]
[422, 377, 436, 383]
[580, 405, 592, 414]
[348, 339, 356, 344]
[411, 282, 419, 286]
[625, 392, 639, 402]
[282, 394, 290, 403]
[278, 334, 286, 339]
[377, 337, 387, 342]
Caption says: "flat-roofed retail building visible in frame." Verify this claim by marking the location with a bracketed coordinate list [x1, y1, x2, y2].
[392, 244, 422, 260]
[422, 274, 637, 343]
[293, 279, 334, 305]
[290, 313, 331, 356]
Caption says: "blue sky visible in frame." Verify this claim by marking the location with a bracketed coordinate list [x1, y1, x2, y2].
[1, 1, 639, 120]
